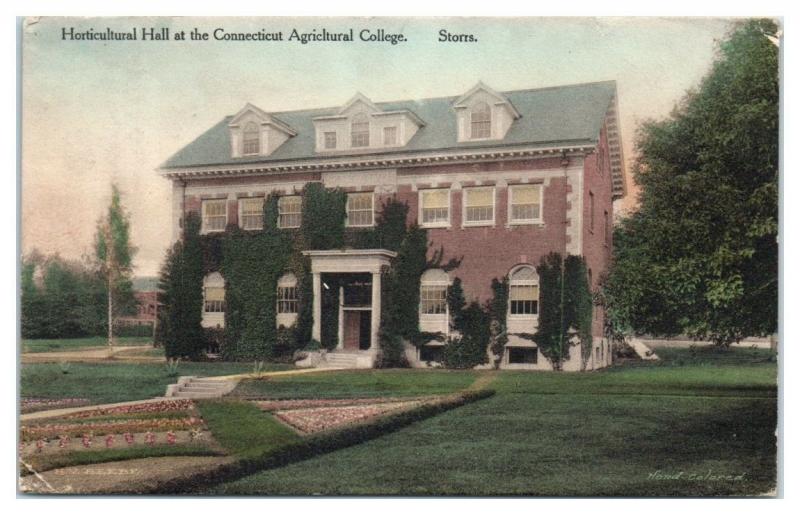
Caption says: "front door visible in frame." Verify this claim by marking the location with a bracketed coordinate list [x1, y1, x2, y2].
[343, 311, 361, 350]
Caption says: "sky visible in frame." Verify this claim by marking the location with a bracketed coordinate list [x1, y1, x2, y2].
[21, 16, 734, 277]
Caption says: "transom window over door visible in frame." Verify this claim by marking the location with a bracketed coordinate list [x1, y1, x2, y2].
[470, 102, 491, 139]
[420, 189, 450, 226]
[239, 197, 264, 230]
[464, 187, 494, 225]
[243, 122, 260, 155]
[509, 185, 542, 223]
[509, 265, 539, 316]
[202, 199, 227, 233]
[278, 196, 302, 229]
[346, 192, 374, 227]
[351, 113, 370, 147]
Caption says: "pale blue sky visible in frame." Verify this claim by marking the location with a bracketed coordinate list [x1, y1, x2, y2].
[22, 16, 733, 276]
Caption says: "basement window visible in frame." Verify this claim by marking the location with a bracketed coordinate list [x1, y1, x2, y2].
[508, 347, 538, 364]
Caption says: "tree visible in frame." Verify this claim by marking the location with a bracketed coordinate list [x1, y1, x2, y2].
[605, 19, 779, 346]
[94, 185, 136, 346]
[158, 213, 205, 359]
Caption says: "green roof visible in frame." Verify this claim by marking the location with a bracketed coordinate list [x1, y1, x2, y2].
[161, 81, 617, 170]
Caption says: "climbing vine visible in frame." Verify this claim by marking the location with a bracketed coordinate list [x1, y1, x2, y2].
[488, 277, 509, 369]
[532, 252, 593, 370]
[441, 278, 490, 369]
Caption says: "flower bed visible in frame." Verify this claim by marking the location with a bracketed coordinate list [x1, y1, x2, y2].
[20, 416, 204, 441]
[273, 400, 424, 434]
[256, 397, 437, 412]
[21, 398, 92, 414]
[62, 399, 194, 419]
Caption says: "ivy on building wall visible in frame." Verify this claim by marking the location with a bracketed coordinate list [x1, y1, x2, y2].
[158, 213, 205, 359]
[533, 252, 593, 370]
[488, 277, 509, 369]
[441, 278, 490, 369]
[220, 194, 293, 360]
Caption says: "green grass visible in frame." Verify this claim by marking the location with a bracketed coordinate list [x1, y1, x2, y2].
[20, 362, 293, 405]
[196, 400, 301, 459]
[213, 347, 777, 496]
[20, 443, 221, 475]
[230, 369, 478, 399]
[22, 336, 154, 353]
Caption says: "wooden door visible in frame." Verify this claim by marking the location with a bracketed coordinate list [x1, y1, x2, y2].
[343, 311, 361, 350]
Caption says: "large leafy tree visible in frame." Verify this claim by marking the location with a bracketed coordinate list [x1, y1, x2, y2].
[94, 184, 137, 346]
[605, 19, 778, 345]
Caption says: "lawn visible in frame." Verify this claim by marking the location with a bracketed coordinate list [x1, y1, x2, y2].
[22, 336, 154, 353]
[212, 347, 777, 496]
[230, 369, 478, 399]
[20, 362, 293, 405]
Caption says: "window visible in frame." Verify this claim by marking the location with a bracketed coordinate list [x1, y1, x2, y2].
[470, 102, 491, 139]
[346, 192, 374, 227]
[464, 187, 494, 225]
[509, 265, 539, 316]
[419, 345, 444, 363]
[243, 122, 260, 155]
[203, 273, 225, 313]
[351, 113, 370, 147]
[508, 347, 538, 364]
[509, 185, 542, 223]
[383, 126, 397, 146]
[589, 191, 595, 231]
[420, 189, 450, 226]
[202, 199, 227, 233]
[278, 196, 302, 229]
[239, 197, 264, 231]
[324, 131, 337, 150]
[420, 269, 449, 315]
[277, 273, 298, 314]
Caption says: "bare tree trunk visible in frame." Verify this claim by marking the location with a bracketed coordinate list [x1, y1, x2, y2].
[108, 274, 114, 348]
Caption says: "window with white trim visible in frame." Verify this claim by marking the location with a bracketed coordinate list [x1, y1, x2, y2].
[420, 189, 450, 226]
[470, 102, 491, 139]
[346, 192, 374, 227]
[324, 132, 337, 150]
[278, 196, 302, 229]
[509, 265, 539, 316]
[464, 187, 494, 225]
[509, 185, 542, 223]
[239, 197, 264, 231]
[243, 122, 260, 155]
[202, 199, 227, 233]
[420, 269, 449, 316]
[277, 273, 298, 314]
[351, 113, 370, 148]
[383, 126, 397, 146]
[203, 273, 225, 313]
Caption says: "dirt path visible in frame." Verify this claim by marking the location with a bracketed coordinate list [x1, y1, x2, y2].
[19, 455, 235, 494]
[21, 346, 156, 364]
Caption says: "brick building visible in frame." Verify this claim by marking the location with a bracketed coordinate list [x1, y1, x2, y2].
[159, 81, 624, 371]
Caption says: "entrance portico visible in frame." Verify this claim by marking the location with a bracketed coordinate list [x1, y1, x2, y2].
[302, 249, 397, 353]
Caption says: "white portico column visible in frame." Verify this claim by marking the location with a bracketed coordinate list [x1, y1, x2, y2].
[312, 272, 322, 342]
[370, 272, 381, 350]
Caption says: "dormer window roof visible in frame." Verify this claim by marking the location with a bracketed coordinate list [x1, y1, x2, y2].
[227, 103, 297, 158]
[453, 81, 521, 142]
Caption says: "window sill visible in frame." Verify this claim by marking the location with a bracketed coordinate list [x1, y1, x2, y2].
[507, 220, 544, 228]
[345, 224, 376, 229]
[508, 314, 538, 320]
[201, 229, 226, 235]
[461, 222, 495, 229]
[421, 223, 451, 230]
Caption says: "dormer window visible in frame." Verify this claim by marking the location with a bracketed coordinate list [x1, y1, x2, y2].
[470, 102, 491, 139]
[351, 113, 370, 147]
[243, 122, 260, 155]
[324, 132, 337, 150]
[383, 126, 397, 146]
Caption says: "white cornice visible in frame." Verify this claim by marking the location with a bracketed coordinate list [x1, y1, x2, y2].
[158, 144, 593, 180]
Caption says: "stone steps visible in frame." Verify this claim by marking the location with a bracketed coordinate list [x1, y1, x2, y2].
[320, 352, 360, 368]
[164, 376, 237, 399]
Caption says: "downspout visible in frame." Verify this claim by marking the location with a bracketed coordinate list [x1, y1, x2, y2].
[559, 152, 570, 371]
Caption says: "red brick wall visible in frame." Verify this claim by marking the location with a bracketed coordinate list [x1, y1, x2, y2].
[581, 123, 614, 337]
